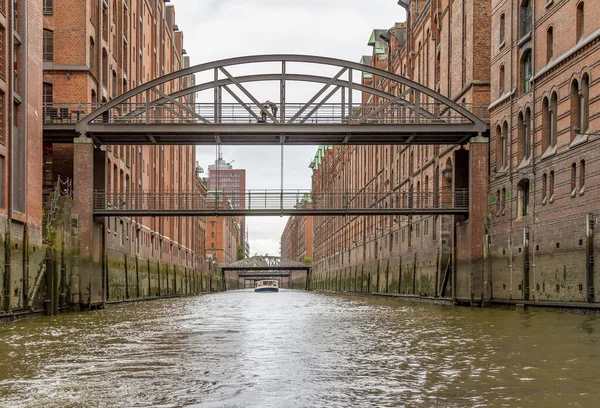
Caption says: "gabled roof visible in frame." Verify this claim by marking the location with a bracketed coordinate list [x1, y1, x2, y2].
[360, 55, 374, 79]
[368, 29, 388, 54]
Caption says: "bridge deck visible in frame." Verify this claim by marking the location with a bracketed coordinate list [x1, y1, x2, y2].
[91, 189, 470, 217]
[44, 123, 481, 145]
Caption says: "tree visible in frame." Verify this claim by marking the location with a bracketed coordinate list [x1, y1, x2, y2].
[237, 246, 245, 261]
[302, 256, 312, 264]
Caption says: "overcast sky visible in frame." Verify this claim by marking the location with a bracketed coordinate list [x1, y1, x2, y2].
[171, 0, 406, 256]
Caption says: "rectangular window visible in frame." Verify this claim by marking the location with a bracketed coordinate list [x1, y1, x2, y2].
[43, 30, 53, 62]
[0, 26, 4, 80]
[43, 0, 53, 14]
[0, 91, 4, 144]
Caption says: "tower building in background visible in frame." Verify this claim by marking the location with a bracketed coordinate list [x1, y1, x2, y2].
[206, 154, 247, 260]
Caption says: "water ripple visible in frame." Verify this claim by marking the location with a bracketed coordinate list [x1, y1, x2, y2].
[1, 291, 600, 407]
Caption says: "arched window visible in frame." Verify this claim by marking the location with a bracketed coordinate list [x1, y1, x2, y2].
[102, 2, 108, 41]
[542, 173, 548, 202]
[580, 74, 590, 133]
[577, 2, 585, 41]
[43, 29, 53, 62]
[542, 97, 551, 150]
[549, 171, 555, 199]
[102, 49, 108, 88]
[518, 111, 525, 162]
[521, 0, 532, 37]
[521, 50, 532, 94]
[550, 92, 558, 147]
[502, 121, 509, 168]
[89, 37, 95, 71]
[496, 190, 501, 213]
[518, 180, 530, 217]
[570, 79, 580, 140]
[571, 163, 577, 195]
[524, 108, 531, 159]
[500, 13, 506, 44]
[579, 160, 586, 192]
[112, 70, 117, 98]
[499, 65, 505, 95]
[495, 125, 503, 168]
[546, 26, 554, 63]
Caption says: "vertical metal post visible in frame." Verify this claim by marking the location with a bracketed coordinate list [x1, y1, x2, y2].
[348, 70, 353, 123]
[414, 90, 421, 124]
[341, 86, 346, 123]
[281, 141, 284, 211]
[280, 61, 286, 122]
[145, 89, 150, 124]
[216, 86, 222, 123]
[214, 68, 219, 123]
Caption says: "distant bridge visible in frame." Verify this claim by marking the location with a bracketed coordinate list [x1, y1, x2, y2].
[221, 256, 311, 290]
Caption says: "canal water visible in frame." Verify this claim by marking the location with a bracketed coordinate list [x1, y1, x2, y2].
[1, 291, 599, 408]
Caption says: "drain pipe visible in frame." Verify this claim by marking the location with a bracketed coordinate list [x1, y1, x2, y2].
[507, 0, 515, 300]
[530, 0, 538, 301]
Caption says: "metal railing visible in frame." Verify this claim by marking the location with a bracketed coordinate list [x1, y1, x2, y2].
[92, 189, 469, 215]
[43, 102, 488, 126]
[43, 103, 103, 124]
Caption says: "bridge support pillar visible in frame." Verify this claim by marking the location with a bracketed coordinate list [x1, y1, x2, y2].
[467, 135, 489, 304]
[73, 135, 103, 307]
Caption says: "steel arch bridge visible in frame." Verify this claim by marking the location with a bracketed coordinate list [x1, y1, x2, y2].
[43, 54, 488, 146]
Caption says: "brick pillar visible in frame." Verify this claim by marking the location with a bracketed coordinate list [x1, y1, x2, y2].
[468, 135, 490, 302]
[73, 136, 95, 306]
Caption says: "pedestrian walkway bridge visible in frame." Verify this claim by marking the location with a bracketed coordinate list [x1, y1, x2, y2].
[43, 55, 488, 146]
[93, 189, 469, 217]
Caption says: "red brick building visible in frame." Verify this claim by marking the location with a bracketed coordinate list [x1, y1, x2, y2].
[488, 0, 600, 303]
[309, 0, 600, 308]
[206, 156, 247, 257]
[41, 0, 208, 304]
[0, 0, 45, 312]
[205, 193, 241, 266]
[310, 0, 492, 300]
[280, 197, 313, 263]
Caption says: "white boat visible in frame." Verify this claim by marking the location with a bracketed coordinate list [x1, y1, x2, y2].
[254, 280, 279, 292]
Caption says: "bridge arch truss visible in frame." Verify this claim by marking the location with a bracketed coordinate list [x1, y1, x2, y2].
[44, 55, 488, 145]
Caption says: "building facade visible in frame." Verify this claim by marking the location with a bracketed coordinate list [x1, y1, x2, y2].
[41, 0, 209, 306]
[488, 0, 600, 303]
[0, 0, 45, 312]
[206, 156, 247, 257]
[310, 0, 492, 301]
[309, 0, 600, 308]
[205, 193, 241, 266]
[280, 206, 313, 263]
